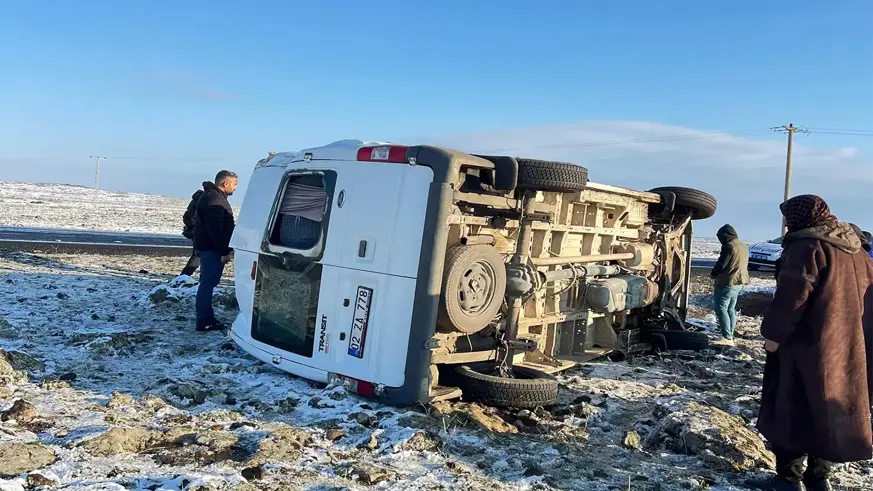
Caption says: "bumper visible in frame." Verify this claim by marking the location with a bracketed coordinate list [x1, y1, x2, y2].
[229, 313, 330, 384]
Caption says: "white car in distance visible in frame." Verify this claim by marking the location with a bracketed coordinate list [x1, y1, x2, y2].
[748, 237, 783, 271]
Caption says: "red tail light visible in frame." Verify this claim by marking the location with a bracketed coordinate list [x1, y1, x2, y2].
[329, 373, 378, 399]
[356, 145, 409, 163]
[250, 261, 257, 280]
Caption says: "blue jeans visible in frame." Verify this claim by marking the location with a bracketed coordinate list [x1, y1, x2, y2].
[713, 286, 742, 339]
[196, 251, 225, 324]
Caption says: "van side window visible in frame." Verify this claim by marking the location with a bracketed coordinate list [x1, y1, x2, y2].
[270, 174, 328, 252]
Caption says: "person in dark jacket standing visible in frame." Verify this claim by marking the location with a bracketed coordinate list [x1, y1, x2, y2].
[193, 170, 238, 332]
[180, 189, 204, 277]
[748, 195, 873, 491]
[709, 224, 750, 345]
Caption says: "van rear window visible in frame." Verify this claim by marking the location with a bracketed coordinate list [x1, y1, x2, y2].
[251, 255, 322, 358]
[269, 174, 330, 253]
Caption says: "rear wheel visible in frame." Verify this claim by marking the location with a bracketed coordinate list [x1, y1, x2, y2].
[454, 363, 559, 408]
[437, 245, 507, 334]
[515, 159, 588, 192]
[649, 186, 717, 220]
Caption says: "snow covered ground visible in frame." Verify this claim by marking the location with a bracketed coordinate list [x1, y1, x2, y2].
[0, 182, 240, 235]
[0, 181, 723, 258]
[0, 252, 870, 490]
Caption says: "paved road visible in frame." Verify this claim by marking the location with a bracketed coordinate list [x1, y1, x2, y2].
[0, 226, 724, 267]
[0, 227, 192, 256]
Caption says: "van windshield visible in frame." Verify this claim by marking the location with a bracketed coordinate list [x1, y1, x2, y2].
[251, 255, 322, 358]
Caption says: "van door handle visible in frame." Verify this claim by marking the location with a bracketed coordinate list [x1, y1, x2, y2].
[358, 240, 368, 258]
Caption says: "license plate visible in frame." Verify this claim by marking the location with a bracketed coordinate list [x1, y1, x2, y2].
[348, 286, 373, 358]
[751, 254, 768, 261]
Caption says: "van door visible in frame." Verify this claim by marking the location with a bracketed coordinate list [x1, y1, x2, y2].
[239, 160, 434, 388]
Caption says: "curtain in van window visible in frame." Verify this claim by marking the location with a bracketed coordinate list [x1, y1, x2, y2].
[279, 183, 327, 222]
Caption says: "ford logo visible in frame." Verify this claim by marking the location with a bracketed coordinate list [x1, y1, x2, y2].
[337, 190, 345, 208]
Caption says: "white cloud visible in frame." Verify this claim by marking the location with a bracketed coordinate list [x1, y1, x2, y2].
[419, 120, 873, 240]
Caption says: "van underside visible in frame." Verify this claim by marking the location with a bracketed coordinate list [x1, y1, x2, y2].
[231, 142, 716, 408]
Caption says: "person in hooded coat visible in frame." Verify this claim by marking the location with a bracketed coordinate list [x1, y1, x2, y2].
[748, 195, 873, 491]
[179, 189, 204, 277]
[709, 224, 750, 345]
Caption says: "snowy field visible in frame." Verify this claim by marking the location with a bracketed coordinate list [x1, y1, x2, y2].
[0, 182, 240, 236]
[0, 181, 723, 257]
[1, 251, 871, 490]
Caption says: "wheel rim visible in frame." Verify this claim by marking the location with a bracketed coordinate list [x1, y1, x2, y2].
[456, 261, 497, 316]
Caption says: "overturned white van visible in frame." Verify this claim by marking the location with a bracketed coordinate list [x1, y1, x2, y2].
[229, 140, 716, 408]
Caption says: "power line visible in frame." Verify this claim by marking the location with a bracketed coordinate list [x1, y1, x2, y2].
[809, 130, 873, 137]
[807, 127, 873, 135]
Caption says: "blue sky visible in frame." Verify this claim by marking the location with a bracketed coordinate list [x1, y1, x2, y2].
[0, 1, 871, 239]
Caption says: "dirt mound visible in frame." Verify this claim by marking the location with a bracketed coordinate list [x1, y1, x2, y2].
[649, 401, 775, 471]
[0, 443, 57, 476]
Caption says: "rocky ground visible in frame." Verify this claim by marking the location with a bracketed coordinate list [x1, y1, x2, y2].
[0, 251, 871, 491]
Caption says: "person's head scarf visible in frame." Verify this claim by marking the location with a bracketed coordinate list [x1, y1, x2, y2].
[779, 195, 836, 233]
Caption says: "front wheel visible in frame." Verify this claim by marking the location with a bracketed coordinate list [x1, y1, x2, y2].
[649, 186, 717, 221]
[454, 363, 559, 408]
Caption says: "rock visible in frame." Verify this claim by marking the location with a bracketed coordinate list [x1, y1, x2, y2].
[1, 351, 44, 373]
[1, 400, 37, 423]
[39, 380, 69, 390]
[148, 286, 178, 304]
[90, 313, 100, 320]
[140, 395, 168, 411]
[467, 404, 519, 434]
[360, 433, 379, 451]
[58, 373, 76, 382]
[348, 464, 393, 485]
[516, 409, 540, 427]
[0, 352, 27, 385]
[241, 465, 265, 481]
[623, 430, 642, 451]
[153, 430, 239, 466]
[325, 429, 345, 442]
[80, 428, 156, 456]
[224, 395, 237, 406]
[0, 443, 57, 476]
[247, 426, 312, 466]
[737, 291, 774, 317]
[169, 384, 209, 405]
[55, 293, 68, 300]
[106, 392, 137, 409]
[653, 401, 775, 471]
[399, 431, 442, 452]
[25, 472, 57, 488]
[348, 412, 374, 427]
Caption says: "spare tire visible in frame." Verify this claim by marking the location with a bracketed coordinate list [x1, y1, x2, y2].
[437, 245, 507, 334]
[644, 329, 710, 352]
[515, 159, 588, 192]
[454, 363, 559, 408]
[649, 186, 717, 220]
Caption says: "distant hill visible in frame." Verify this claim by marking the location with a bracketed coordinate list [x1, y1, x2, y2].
[0, 181, 239, 235]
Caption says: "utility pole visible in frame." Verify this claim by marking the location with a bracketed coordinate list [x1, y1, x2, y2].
[771, 124, 809, 235]
[89, 156, 106, 191]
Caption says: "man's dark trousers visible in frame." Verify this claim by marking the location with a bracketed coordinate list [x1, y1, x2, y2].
[196, 251, 224, 326]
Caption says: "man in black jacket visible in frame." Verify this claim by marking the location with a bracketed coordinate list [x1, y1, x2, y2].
[193, 170, 238, 332]
[180, 189, 204, 277]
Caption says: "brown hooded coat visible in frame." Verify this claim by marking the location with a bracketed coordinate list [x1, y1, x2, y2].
[757, 221, 873, 463]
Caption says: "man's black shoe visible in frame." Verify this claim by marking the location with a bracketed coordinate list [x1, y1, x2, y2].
[196, 319, 227, 332]
[746, 476, 805, 491]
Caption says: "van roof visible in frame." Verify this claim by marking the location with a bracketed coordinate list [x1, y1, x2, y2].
[261, 139, 392, 167]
